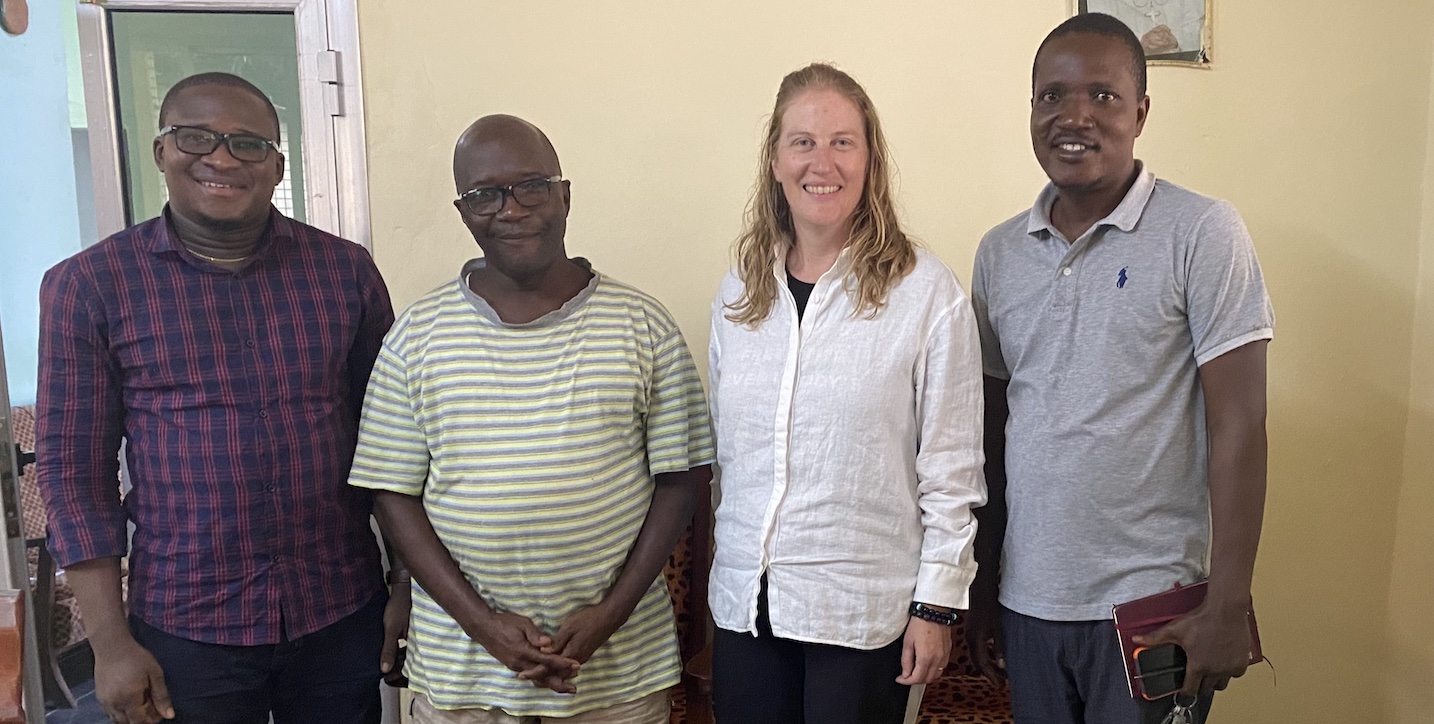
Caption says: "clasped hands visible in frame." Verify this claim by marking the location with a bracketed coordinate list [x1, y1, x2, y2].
[473, 601, 625, 694]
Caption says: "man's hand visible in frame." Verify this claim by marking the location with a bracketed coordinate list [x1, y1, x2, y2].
[471, 610, 581, 694]
[964, 582, 1006, 685]
[546, 601, 625, 665]
[380, 583, 412, 687]
[896, 617, 952, 686]
[94, 636, 174, 724]
[1132, 599, 1252, 696]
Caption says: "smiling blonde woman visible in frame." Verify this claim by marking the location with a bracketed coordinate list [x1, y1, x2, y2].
[707, 63, 988, 724]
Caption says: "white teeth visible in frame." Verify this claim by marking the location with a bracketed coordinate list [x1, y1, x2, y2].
[804, 185, 840, 194]
[201, 181, 236, 189]
[1059, 143, 1087, 152]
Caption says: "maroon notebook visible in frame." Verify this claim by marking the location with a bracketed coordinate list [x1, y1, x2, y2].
[1111, 580, 1262, 700]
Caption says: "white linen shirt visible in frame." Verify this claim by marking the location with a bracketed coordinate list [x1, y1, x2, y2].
[708, 247, 986, 649]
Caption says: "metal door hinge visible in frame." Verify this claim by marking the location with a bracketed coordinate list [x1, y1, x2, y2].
[318, 49, 343, 116]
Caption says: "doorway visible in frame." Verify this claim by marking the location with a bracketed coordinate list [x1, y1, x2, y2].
[76, 0, 372, 247]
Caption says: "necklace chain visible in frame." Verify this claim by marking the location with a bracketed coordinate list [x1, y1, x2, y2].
[186, 246, 253, 264]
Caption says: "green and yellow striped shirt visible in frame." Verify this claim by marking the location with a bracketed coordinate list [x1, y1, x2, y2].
[348, 259, 714, 715]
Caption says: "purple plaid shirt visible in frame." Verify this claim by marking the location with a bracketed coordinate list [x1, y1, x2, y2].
[36, 208, 394, 646]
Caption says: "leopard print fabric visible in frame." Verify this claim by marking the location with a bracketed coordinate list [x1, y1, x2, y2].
[916, 616, 1014, 722]
[662, 524, 694, 646]
[916, 674, 1014, 723]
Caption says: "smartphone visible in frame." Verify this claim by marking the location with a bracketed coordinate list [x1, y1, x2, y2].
[1133, 643, 1187, 700]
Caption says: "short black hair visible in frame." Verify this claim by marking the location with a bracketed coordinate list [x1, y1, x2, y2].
[158, 72, 282, 139]
[1034, 13, 1147, 98]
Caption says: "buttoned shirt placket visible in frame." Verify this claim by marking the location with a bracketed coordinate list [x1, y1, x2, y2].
[747, 251, 847, 629]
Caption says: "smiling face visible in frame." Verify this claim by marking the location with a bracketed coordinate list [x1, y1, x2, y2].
[452, 123, 570, 285]
[153, 84, 284, 232]
[1030, 31, 1149, 197]
[771, 88, 869, 243]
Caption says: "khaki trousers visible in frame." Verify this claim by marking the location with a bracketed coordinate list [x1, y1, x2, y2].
[411, 690, 669, 724]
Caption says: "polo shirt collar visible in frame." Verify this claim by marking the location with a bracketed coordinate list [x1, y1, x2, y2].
[1025, 161, 1157, 239]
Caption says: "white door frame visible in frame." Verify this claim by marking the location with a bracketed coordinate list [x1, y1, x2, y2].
[76, 0, 373, 249]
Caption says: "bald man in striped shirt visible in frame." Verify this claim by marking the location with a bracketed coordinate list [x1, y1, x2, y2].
[347, 115, 714, 724]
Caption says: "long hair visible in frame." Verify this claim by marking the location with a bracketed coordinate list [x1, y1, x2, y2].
[725, 63, 915, 326]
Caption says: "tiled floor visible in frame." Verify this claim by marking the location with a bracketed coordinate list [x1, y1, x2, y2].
[44, 679, 108, 724]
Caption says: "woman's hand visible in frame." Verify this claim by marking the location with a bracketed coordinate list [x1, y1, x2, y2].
[896, 616, 952, 685]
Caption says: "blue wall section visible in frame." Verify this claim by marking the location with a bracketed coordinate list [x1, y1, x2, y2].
[0, 2, 85, 405]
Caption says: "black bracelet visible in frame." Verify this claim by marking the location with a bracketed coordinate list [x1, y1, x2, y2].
[386, 569, 412, 586]
[909, 602, 960, 626]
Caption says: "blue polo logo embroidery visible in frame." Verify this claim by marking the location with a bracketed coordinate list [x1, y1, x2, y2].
[1117, 267, 1129, 289]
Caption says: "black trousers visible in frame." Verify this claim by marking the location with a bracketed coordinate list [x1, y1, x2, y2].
[129, 591, 386, 724]
[712, 579, 909, 724]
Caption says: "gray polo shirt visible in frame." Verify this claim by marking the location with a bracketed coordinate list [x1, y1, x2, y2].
[972, 164, 1274, 621]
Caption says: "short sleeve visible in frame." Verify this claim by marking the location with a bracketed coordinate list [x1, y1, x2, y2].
[1184, 201, 1275, 366]
[348, 336, 430, 495]
[971, 241, 1011, 380]
[645, 325, 715, 476]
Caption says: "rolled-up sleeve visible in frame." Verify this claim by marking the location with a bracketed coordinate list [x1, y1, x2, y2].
[35, 263, 129, 567]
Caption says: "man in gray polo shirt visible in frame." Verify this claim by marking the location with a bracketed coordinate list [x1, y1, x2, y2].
[965, 13, 1274, 724]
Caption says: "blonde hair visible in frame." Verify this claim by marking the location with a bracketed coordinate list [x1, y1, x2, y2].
[725, 63, 915, 326]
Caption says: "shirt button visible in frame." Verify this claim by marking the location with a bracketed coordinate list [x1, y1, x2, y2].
[1061, 267, 1073, 276]
[265, 484, 276, 493]
[258, 409, 268, 419]
[245, 338, 255, 348]
[271, 554, 280, 563]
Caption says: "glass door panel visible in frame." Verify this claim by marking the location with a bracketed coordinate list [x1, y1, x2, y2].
[110, 11, 306, 226]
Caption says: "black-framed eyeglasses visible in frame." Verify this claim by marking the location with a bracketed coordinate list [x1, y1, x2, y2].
[457, 176, 564, 216]
[159, 125, 279, 163]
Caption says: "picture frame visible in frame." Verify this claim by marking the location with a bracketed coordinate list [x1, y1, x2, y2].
[1075, 0, 1213, 67]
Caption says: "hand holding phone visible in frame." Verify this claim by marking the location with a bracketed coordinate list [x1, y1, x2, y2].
[1133, 643, 1187, 700]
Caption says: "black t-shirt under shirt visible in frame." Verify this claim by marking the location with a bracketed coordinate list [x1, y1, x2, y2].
[787, 270, 816, 320]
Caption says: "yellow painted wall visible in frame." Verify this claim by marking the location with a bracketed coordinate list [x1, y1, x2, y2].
[1386, 29, 1434, 724]
[358, 2, 1434, 721]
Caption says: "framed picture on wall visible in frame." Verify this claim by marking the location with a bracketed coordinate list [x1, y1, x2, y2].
[1076, 0, 1212, 66]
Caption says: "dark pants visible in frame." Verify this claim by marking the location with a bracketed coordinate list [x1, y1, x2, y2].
[129, 592, 387, 724]
[1002, 607, 1213, 724]
[711, 579, 909, 724]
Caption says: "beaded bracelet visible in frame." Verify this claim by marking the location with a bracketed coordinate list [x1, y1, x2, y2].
[908, 601, 960, 626]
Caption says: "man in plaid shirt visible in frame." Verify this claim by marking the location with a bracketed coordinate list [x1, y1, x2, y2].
[36, 72, 406, 724]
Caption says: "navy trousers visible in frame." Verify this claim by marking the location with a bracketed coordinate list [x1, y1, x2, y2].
[129, 591, 387, 724]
